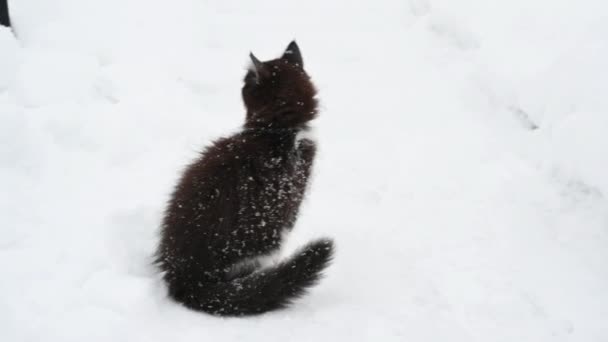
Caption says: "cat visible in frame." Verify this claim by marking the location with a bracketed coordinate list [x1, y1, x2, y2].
[155, 41, 334, 316]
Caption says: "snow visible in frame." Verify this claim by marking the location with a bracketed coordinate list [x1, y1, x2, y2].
[1, 0, 608, 341]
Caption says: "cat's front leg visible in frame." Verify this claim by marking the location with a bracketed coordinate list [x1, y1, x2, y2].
[295, 127, 317, 176]
[296, 137, 316, 171]
[293, 135, 316, 202]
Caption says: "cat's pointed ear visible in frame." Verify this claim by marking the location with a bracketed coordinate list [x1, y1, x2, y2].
[281, 41, 303, 67]
[249, 52, 268, 81]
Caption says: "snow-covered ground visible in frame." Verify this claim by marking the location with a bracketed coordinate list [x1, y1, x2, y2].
[1, 0, 607, 340]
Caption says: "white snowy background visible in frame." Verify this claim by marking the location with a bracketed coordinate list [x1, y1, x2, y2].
[1, 0, 607, 341]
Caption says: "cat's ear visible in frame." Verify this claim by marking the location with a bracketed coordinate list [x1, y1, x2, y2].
[281, 41, 303, 68]
[249, 52, 269, 82]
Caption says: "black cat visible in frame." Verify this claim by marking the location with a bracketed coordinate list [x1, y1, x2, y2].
[156, 41, 334, 316]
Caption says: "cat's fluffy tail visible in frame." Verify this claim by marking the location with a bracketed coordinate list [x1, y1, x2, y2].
[171, 238, 334, 316]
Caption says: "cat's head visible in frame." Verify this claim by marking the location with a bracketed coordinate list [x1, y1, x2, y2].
[242, 41, 318, 129]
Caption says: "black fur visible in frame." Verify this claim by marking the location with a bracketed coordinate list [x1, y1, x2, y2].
[0, 0, 10, 28]
[156, 41, 334, 316]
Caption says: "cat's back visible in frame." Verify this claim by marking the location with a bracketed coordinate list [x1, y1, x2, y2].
[163, 129, 299, 227]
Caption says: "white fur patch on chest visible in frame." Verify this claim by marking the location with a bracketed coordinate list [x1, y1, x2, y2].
[295, 127, 317, 144]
